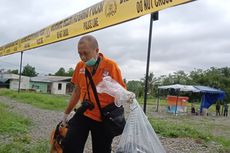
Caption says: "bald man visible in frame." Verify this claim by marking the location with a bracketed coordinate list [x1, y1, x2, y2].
[62, 35, 126, 153]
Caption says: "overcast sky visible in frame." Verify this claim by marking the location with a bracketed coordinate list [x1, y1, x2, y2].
[0, 0, 230, 80]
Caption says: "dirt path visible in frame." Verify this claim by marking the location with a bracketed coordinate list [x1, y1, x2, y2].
[0, 96, 224, 153]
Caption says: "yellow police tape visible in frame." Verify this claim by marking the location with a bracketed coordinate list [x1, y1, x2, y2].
[0, 0, 194, 57]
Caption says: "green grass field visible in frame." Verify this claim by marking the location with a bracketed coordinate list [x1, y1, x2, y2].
[0, 103, 49, 153]
[149, 115, 230, 150]
[0, 89, 229, 152]
[0, 89, 69, 110]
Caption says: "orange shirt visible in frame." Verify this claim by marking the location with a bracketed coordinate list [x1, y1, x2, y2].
[71, 53, 126, 121]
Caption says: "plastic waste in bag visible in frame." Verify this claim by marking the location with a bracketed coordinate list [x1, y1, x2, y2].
[97, 76, 135, 107]
[96, 77, 166, 153]
[116, 100, 166, 153]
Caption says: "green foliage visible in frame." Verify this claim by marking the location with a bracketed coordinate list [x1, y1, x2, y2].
[0, 139, 49, 153]
[0, 103, 31, 134]
[0, 103, 49, 153]
[67, 67, 74, 76]
[30, 140, 50, 153]
[0, 89, 68, 110]
[7, 69, 18, 74]
[149, 117, 211, 140]
[137, 97, 158, 105]
[54, 67, 74, 76]
[188, 67, 230, 102]
[159, 67, 230, 92]
[148, 115, 230, 151]
[215, 136, 230, 150]
[123, 78, 127, 84]
[54, 67, 66, 76]
[0, 88, 229, 152]
[22, 64, 38, 77]
[141, 72, 160, 97]
[127, 80, 144, 98]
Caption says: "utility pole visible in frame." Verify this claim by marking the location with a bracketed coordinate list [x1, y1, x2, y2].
[143, 12, 159, 113]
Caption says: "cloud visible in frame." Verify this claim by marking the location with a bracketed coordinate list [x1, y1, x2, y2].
[1, 0, 230, 81]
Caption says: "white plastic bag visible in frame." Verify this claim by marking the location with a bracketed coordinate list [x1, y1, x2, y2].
[116, 100, 166, 153]
[96, 76, 135, 107]
[96, 77, 165, 153]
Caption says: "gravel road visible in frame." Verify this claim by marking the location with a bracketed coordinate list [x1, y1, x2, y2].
[0, 96, 223, 153]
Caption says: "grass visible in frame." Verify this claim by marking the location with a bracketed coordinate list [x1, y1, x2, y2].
[137, 97, 158, 105]
[149, 116, 212, 141]
[138, 96, 221, 116]
[0, 139, 50, 153]
[0, 103, 31, 134]
[0, 89, 229, 152]
[148, 114, 230, 152]
[0, 88, 69, 110]
[0, 102, 50, 153]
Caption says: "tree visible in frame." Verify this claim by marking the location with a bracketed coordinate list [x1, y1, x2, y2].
[66, 68, 74, 76]
[7, 69, 18, 74]
[160, 74, 174, 85]
[189, 69, 204, 85]
[141, 72, 160, 97]
[221, 67, 230, 78]
[22, 64, 38, 77]
[54, 67, 66, 76]
[127, 80, 143, 98]
[123, 78, 127, 84]
[172, 70, 189, 84]
[53, 67, 75, 76]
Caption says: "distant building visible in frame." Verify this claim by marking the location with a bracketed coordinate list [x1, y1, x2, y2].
[0, 73, 30, 90]
[0, 73, 74, 95]
[30, 76, 74, 95]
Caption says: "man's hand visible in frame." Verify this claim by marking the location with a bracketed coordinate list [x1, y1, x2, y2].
[127, 92, 135, 103]
[61, 113, 69, 127]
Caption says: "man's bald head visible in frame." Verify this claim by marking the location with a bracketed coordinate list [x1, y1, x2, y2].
[78, 35, 99, 49]
[77, 35, 99, 63]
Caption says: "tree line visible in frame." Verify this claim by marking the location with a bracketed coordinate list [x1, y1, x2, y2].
[126, 67, 230, 103]
[4, 64, 230, 102]
[5, 64, 74, 77]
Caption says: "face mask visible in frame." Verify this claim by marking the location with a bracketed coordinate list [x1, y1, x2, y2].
[85, 57, 97, 66]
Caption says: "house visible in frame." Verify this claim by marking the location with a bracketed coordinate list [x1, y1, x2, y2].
[30, 76, 74, 95]
[0, 73, 30, 90]
[0, 73, 74, 95]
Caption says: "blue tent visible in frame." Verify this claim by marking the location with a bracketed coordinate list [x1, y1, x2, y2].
[158, 84, 225, 113]
[195, 86, 225, 111]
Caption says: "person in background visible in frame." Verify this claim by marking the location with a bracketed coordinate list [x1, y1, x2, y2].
[216, 102, 221, 116]
[191, 104, 196, 115]
[224, 104, 228, 117]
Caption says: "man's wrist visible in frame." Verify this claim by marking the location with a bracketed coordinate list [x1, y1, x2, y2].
[63, 113, 69, 122]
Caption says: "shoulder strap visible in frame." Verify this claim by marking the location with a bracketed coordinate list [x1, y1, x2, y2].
[85, 68, 103, 116]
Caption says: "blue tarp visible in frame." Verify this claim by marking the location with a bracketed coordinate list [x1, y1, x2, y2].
[195, 86, 225, 110]
[194, 85, 225, 94]
[158, 84, 225, 110]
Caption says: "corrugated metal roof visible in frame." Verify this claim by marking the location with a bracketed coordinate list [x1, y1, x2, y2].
[30, 76, 71, 83]
[0, 73, 29, 80]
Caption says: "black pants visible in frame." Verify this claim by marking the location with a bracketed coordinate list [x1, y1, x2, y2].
[216, 110, 220, 116]
[224, 110, 228, 117]
[63, 114, 113, 153]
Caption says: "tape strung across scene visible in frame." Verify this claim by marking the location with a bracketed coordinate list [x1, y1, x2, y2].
[0, 0, 194, 57]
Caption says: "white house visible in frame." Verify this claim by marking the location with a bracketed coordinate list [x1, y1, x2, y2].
[0, 73, 30, 90]
[0, 73, 73, 95]
[30, 76, 73, 95]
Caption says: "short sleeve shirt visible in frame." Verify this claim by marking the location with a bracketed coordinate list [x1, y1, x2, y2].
[71, 53, 126, 121]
